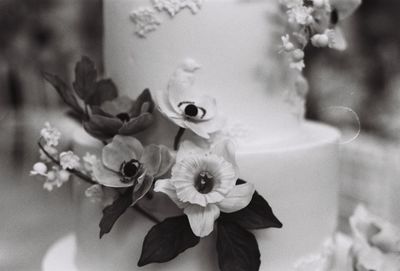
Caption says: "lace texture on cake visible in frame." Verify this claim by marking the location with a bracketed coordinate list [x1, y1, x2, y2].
[130, 7, 161, 38]
[131, 0, 203, 38]
[152, 0, 203, 17]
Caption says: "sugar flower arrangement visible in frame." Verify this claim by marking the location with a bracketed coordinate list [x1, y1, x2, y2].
[31, 56, 282, 271]
[280, 0, 361, 71]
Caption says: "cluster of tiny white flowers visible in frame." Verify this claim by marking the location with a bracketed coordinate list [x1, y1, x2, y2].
[31, 123, 89, 191]
[59, 151, 81, 170]
[280, 0, 336, 71]
[40, 122, 61, 147]
[130, 0, 203, 37]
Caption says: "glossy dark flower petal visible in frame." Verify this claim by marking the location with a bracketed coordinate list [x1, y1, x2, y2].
[84, 114, 122, 140]
[129, 89, 155, 117]
[118, 113, 153, 135]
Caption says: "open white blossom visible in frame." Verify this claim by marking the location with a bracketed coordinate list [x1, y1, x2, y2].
[40, 122, 61, 147]
[59, 151, 80, 170]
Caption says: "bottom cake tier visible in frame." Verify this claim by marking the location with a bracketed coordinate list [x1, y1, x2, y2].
[72, 121, 340, 271]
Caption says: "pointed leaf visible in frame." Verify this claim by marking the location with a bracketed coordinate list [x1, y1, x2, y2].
[219, 179, 283, 230]
[99, 187, 133, 238]
[86, 79, 118, 106]
[73, 56, 97, 100]
[217, 222, 260, 271]
[43, 72, 85, 117]
[138, 216, 200, 267]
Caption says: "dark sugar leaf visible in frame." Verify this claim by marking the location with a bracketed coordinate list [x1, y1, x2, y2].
[220, 180, 282, 230]
[86, 79, 118, 106]
[217, 222, 260, 271]
[138, 216, 200, 267]
[99, 187, 133, 239]
[73, 56, 97, 100]
[43, 72, 85, 116]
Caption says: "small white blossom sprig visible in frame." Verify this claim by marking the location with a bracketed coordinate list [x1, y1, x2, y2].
[280, 0, 361, 71]
[154, 59, 225, 150]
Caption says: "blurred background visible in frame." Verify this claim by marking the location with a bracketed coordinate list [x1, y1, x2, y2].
[0, 0, 399, 270]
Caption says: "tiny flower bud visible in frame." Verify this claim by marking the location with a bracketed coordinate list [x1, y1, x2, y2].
[292, 49, 305, 61]
[311, 34, 329, 47]
[58, 170, 71, 182]
[284, 42, 295, 52]
[47, 171, 56, 181]
[33, 162, 48, 175]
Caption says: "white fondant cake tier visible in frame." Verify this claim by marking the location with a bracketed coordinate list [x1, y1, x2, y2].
[72, 121, 340, 271]
[104, 0, 299, 146]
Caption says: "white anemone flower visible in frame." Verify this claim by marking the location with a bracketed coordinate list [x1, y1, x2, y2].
[154, 140, 255, 237]
[154, 59, 225, 139]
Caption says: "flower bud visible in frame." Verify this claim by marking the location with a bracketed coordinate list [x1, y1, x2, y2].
[292, 49, 305, 61]
[33, 162, 48, 175]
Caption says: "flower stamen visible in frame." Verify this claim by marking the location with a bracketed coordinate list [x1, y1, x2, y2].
[120, 159, 142, 183]
[195, 171, 214, 194]
[116, 113, 131, 123]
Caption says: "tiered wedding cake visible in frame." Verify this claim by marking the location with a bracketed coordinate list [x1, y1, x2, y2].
[72, 0, 340, 270]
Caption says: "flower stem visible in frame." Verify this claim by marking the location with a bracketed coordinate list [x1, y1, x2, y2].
[37, 140, 96, 185]
[133, 204, 161, 224]
[38, 138, 160, 224]
[174, 127, 186, 151]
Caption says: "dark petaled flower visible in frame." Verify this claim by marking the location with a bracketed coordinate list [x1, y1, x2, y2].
[84, 89, 155, 141]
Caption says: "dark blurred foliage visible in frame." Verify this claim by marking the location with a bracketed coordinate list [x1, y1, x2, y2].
[306, 0, 400, 140]
[0, 0, 102, 111]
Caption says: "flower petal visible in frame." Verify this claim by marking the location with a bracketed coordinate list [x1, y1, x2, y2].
[83, 114, 122, 140]
[118, 113, 153, 135]
[212, 140, 237, 168]
[92, 160, 132, 188]
[217, 183, 255, 213]
[129, 88, 155, 117]
[102, 135, 144, 171]
[101, 95, 134, 115]
[184, 204, 220, 237]
[154, 179, 187, 209]
[153, 90, 181, 119]
[184, 121, 210, 139]
[141, 145, 162, 177]
[193, 95, 217, 120]
[132, 175, 154, 205]
[329, 28, 347, 51]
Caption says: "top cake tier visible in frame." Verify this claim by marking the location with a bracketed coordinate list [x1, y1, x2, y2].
[104, 0, 301, 146]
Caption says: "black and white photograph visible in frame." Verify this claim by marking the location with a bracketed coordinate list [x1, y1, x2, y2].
[1, 0, 400, 270]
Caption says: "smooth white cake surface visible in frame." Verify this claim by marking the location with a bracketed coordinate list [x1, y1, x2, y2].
[104, 0, 299, 146]
[73, 122, 340, 271]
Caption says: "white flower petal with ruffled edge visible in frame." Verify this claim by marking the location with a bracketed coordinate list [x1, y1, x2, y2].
[153, 90, 181, 120]
[92, 160, 132, 188]
[217, 183, 255, 213]
[193, 95, 217, 120]
[204, 154, 237, 196]
[102, 135, 144, 171]
[184, 203, 220, 237]
[154, 179, 188, 209]
[212, 140, 238, 170]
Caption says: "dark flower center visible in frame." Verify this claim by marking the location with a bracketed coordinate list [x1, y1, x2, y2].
[330, 9, 339, 25]
[120, 159, 141, 183]
[195, 171, 214, 194]
[116, 113, 131, 123]
[184, 104, 199, 117]
[303, 0, 313, 7]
